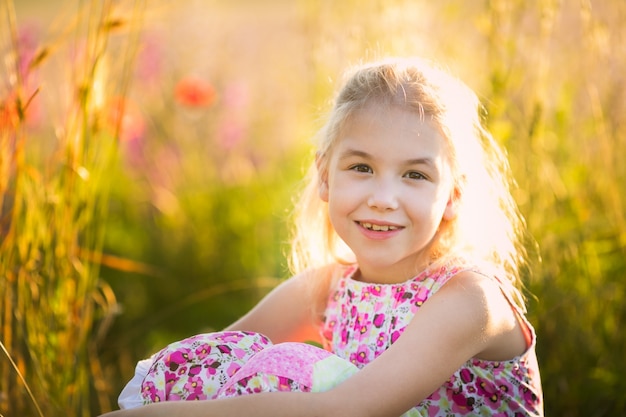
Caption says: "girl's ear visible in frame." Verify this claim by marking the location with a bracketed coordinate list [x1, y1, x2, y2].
[443, 184, 461, 221]
[316, 151, 329, 202]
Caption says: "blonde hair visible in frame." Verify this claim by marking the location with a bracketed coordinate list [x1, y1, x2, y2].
[290, 57, 529, 311]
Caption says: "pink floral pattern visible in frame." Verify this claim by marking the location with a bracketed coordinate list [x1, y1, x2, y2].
[141, 333, 344, 404]
[139, 262, 542, 416]
[141, 331, 271, 402]
[321, 262, 543, 416]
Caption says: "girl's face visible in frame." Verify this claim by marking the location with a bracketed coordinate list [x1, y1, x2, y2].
[319, 102, 457, 284]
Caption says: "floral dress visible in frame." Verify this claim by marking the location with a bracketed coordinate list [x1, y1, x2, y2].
[321, 263, 543, 416]
[119, 262, 543, 416]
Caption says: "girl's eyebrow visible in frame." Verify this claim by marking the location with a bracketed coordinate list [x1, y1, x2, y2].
[338, 148, 436, 167]
[405, 157, 436, 167]
[337, 149, 372, 160]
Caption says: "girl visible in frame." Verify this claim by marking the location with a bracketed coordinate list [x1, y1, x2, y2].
[104, 57, 543, 416]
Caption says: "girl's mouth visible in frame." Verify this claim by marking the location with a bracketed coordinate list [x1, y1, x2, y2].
[357, 221, 401, 232]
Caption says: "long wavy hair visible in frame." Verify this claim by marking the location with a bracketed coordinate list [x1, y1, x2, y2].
[290, 57, 529, 312]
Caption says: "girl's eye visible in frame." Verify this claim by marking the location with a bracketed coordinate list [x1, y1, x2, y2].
[404, 171, 427, 180]
[349, 164, 372, 173]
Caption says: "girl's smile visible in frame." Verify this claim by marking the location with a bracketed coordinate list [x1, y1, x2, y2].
[319, 102, 457, 284]
[355, 220, 403, 240]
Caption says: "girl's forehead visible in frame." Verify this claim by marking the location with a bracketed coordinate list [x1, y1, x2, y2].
[334, 103, 448, 158]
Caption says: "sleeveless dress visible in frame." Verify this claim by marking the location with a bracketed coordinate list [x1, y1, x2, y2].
[119, 262, 543, 416]
[321, 262, 543, 416]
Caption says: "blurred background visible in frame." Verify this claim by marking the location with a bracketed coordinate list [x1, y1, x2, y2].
[1, 0, 625, 416]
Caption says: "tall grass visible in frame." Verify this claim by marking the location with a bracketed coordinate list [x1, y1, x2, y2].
[475, 2, 626, 415]
[0, 0, 144, 415]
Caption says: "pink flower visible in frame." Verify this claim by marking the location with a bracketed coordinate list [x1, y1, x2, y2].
[204, 359, 220, 377]
[165, 349, 192, 371]
[141, 380, 160, 402]
[450, 389, 475, 413]
[521, 385, 540, 408]
[195, 343, 212, 360]
[217, 345, 232, 355]
[188, 364, 202, 377]
[413, 286, 429, 307]
[350, 344, 369, 365]
[373, 313, 385, 328]
[184, 375, 205, 399]
[370, 285, 382, 296]
[164, 370, 178, 394]
[376, 332, 387, 347]
[355, 313, 370, 334]
[460, 368, 474, 384]
[393, 286, 406, 303]
[496, 378, 513, 397]
[475, 377, 501, 410]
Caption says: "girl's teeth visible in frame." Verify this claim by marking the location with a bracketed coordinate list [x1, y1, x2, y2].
[361, 222, 397, 231]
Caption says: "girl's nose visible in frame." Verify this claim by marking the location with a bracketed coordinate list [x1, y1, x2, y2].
[367, 179, 399, 211]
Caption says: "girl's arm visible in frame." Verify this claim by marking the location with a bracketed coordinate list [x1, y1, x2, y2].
[102, 392, 332, 417]
[224, 267, 334, 344]
[101, 270, 521, 417]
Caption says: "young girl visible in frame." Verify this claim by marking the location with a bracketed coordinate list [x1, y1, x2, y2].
[104, 57, 543, 416]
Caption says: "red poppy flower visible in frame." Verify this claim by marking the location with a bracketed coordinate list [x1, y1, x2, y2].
[174, 76, 216, 108]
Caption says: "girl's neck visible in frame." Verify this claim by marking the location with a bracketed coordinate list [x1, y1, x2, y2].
[353, 259, 433, 285]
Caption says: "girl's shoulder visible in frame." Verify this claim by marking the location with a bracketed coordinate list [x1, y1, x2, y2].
[423, 264, 536, 360]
